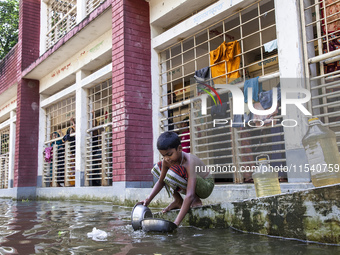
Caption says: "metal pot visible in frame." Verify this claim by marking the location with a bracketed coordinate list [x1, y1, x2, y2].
[141, 218, 177, 233]
[131, 204, 153, 230]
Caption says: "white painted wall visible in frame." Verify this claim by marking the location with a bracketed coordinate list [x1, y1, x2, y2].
[274, 0, 310, 182]
[39, 29, 112, 94]
[149, 0, 219, 29]
[40, 0, 48, 55]
[151, 0, 258, 50]
[37, 96, 47, 186]
[8, 111, 16, 188]
[77, 0, 87, 23]
[0, 97, 17, 124]
[0, 109, 16, 189]
[38, 63, 112, 187]
[75, 70, 90, 187]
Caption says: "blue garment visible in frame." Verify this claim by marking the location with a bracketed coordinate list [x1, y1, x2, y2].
[232, 112, 253, 127]
[211, 102, 228, 119]
[259, 86, 281, 109]
[244, 77, 262, 103]
[232, 114, 243, 127]
[51, 132, 63, 148]
[195, 67, 213, 88]
[244, 112, 252, 123]
[195, 67, 210, 81]
[264, 39, 278, 52]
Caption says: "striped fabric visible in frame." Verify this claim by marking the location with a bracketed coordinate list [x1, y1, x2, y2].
[151, 161, 214, 199]
[151, 162, 172, 197]
[169, 165, 188, 179]
[165, 168, 187, 193]
[151, 161, 188, 195]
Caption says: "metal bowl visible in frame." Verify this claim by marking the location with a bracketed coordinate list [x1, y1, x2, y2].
[131, 204, 153, 230]
[141, 218, 177, 233]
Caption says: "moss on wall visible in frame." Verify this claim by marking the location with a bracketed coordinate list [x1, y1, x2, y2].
[156, 184, 340, 245]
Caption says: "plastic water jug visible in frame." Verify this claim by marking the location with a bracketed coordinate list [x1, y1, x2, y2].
[302, 117, 340, 187]
[252, 154, 281, 197]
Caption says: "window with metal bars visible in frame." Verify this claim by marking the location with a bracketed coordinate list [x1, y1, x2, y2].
[300, 0, 340, 150]
[190, 75, 286, 183]
[0, 126, 10, 189]
[46, 0, 77, 49]
[86, 78, 112, 186]
[86, 0, 105, 15]
[43, 96, 76, 187]
[159, 0, 286, 183]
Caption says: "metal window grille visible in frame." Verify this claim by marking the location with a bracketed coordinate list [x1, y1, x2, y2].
[86, 0, 105, 15]
[300, 0, 340, 149]
[0, 127, 10, 189]
[46, 0, 77, 49]
[159, 0, 285, 183]
[43, 96, 76, 187]
[86, 78, 112, 186]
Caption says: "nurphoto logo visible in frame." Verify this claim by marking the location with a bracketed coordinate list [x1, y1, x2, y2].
[199, 85, 312, 128]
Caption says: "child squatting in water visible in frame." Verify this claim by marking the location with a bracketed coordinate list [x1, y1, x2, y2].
[139, 131, 214, 226]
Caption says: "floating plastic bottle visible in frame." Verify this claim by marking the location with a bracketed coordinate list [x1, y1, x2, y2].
[252, 154, 281, 197]
[302, 117, 340, 187]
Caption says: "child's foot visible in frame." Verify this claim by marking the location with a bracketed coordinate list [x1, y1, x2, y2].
[190, 196, 202, 208]
[162, 200, 182, 213]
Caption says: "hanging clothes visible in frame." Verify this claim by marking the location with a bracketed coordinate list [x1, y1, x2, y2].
[232, 103, 253, 127]
[195, 66, 213, 91]
[243, 77, 262, 103]
[263, 39, 278, 52]
[259, 85, 281, 109]
[252, 102, 279, 127]
[210, 102, 229, 119]
[321, 0, 340, 73]
[44, 147, 53, 162]
[322, 0, 340, 34]
[210, 40, 241, 84]
[194, 67, 210, 81]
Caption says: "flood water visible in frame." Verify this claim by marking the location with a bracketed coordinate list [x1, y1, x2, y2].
[0, 199, 340, 255]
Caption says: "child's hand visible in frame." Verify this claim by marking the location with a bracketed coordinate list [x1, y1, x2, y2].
[138, 198, 150, 207]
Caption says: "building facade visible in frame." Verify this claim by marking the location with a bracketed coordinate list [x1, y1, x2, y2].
[0, 0, 339, 201]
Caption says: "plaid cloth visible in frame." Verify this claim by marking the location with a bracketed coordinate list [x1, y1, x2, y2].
[151, 161, 214, 199]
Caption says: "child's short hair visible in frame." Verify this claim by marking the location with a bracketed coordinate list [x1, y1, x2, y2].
[157, 131, 181, 150]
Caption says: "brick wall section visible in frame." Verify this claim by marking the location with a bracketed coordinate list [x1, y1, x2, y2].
[111, 0, 153, 184]
[19, 0, 41, 70]
[0, 46, 20, 94]
[14, 79, 40, 187]
[22, 0, 113, 77]
[12, 0, 41, 187]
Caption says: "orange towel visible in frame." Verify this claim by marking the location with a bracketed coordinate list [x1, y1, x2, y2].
[210, 40, 241, 84]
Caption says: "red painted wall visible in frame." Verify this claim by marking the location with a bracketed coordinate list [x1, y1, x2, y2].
[2, 0, 152, 188]
[111, 0, 153, 184]
[0, 0, 41, 188]
[14, 79, 40, 187]
[19, 0, 41, 71]
[14, 0, 41, 187]
[0, 46, 20, 94]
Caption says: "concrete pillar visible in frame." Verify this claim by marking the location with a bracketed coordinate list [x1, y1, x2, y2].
[151, 48, 161, 163]
[8, 110, 16, 188]
[37, 96, 47, 187]
[75, 70, 89, 187]
[274, 0, 310, 182]
[77, 0, 87, 23]
[40, 0, 49, 55]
